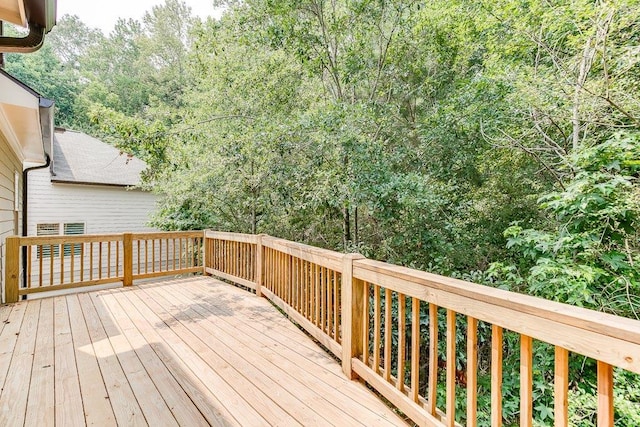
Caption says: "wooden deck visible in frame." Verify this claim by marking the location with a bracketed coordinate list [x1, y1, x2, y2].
[0, 276, 407, 426]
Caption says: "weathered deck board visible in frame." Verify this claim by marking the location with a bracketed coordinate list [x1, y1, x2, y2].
[0, 276, 407, 427]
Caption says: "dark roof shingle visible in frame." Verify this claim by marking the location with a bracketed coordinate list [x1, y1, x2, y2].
[52, 129, 147, 186]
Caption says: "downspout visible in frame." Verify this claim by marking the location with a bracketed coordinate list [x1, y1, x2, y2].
[21, 154, 50, 290]
[21, 97, 54, 291]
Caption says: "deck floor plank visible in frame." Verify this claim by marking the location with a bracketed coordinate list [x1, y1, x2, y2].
[101, 290, 240, 427]
[81, 292, 180, 427]
[53, 296, 86, 427]
[78, 293, 147, 426]
[143, 284, 341, 426]
[127, 289, 302, 426]
[166, 280, 402, 426]
[66, 294, 117, 426]
[96, 291, 212, 427]
[25, 298, 55, 427]
[0, 300, 40, 426]
[4, 276, 407, 427]
[0, 303, 28, 394]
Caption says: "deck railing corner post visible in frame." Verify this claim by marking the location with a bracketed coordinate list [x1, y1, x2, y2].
[341, 252, 366, 379]
[123, 233, 133, 286]
[5, 236, 20, 303]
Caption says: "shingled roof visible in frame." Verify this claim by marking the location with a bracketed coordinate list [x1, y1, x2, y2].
[51, 129, 147, 187]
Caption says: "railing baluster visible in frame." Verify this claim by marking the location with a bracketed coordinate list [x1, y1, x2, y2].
[397, 293, 406, 391]
[320, 266, 326, 332]
[555, 347, 569, 427]
[333, 270, 339, 341]
[59, 243, 64, 284]
[446, 309, 456, 427]
[89, 242, 93, 280]
[27, 245, 32, 289]
[38, 245, 43, 287]
[373, 285, 381, 374]
[107, 240, 111, 278]
[362, 281, 370, 365]
[428, 303, 438, 415]
[115, 241, 119, 277]
[467, 317, 478, 427]
[384, 288, 392, 382]
[50, 244, 54, 286]
[328, 269, 334, 337]
[411, 297, 420, 403]
[492, 325, 503, 427]
[597, 361, 614, 427]
[70, 241, 75, 282]
[520, 335, 533, 427]
[80, 242, 85, 282]
[99, 242, 103, 279]
[315, 264, 321, 327]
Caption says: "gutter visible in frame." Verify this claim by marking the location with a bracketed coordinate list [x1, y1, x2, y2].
[0, 24, 45, 53]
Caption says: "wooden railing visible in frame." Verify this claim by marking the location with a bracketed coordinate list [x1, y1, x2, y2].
[204, 231, 640, 427]
[4, 231, 203, 302]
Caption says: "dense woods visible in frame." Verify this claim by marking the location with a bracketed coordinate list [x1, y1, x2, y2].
[5, 0, 639, 424]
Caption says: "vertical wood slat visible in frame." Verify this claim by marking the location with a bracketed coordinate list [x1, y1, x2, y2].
[333, 270, 339, 341]
[428, 303, 438, 415]
[315, 264, 321, 326]
[38, 245, 43, 287]
[520, 335, 533, 427]
[49, 244, 54, 286]
[446, 309, 456, 427]
[98, 242, 103, 280]
[373, 285, 381, 374]
[467, 316, 478, 427]
[597, 361, 614, 427]
[492, 325, 503, 427]
[70, 241, 74, 281]
[555, 347, 569, 427]
[397, 293, 406, 392]
[320, 267, 326, 332]
[89, 242, 93, 280]
[27, 245, 32, 288]
[362, 281, 370, 365]
[59, 243, 64, 284]
[80, 243, 85, 282]
[384, 288, 392, 382]
[411, 297, 420, 403]
[107, 241, 111, 278]
[116, 241, 120, 277]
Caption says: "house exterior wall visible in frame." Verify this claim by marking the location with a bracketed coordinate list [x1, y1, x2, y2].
[27, 168, 158, 236]
[0, 132, 23, 302]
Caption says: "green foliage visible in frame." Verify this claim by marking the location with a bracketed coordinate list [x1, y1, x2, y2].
[503, 132, 640, 317]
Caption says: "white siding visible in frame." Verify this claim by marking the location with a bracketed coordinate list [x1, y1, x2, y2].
[0, 132, 22, 302]
[27, 168, 158, 236]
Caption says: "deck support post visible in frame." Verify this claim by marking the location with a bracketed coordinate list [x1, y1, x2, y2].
[123, 233, 133, 286]
[341, 253, 365, 379]
[5, 237, 20, 303]
[255, 234, 265, 297]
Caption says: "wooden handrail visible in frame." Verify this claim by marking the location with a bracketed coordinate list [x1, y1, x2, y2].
[202, 231, 640, 426]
